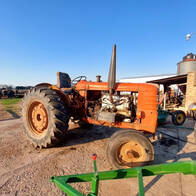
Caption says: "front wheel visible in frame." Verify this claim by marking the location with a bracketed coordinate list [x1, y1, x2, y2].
[171, 110, 186, 126]
[106, 130, 154, 169]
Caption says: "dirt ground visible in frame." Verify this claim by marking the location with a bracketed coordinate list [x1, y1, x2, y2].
[0, 116, 196, 196]
[0, 101, 21, 121]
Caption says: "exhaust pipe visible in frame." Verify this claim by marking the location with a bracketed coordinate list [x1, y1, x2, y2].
[108, 44, 116, 102]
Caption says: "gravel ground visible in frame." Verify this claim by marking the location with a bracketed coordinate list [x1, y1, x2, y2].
[0, 117, 196, 196]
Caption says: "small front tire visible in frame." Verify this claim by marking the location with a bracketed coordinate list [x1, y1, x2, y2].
[106, 130, 154, 169]
[171, 110, 186, 126]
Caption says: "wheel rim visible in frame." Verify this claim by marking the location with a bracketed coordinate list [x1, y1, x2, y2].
[28, 101, 48, 135]
[176, 113, 184, 124]
[116, 141, 146, 165]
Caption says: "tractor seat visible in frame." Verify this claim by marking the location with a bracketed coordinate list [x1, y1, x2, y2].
[57, 72, 71, 88]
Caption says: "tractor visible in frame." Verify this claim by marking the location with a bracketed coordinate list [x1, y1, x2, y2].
[22, 45, 159, 169]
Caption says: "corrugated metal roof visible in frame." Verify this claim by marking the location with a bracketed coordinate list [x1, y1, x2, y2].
[147, 74, 187, 85]
[120, 73, 176, 80]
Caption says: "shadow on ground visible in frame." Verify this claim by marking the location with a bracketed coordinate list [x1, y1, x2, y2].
[6, 109, 20, 119]
[62, 125, 118, 147]
[54, 119, 195, 195]
[140, 120, 196, 195]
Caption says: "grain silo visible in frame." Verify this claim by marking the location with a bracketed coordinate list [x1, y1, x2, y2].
[177, 53, 196, 75]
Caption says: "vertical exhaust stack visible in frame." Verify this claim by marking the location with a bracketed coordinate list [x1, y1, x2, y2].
[108, 44, 116, 102]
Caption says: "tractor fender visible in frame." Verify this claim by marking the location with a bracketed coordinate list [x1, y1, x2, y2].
[35, 83, 71, 107]
[35, 83, 53, 88]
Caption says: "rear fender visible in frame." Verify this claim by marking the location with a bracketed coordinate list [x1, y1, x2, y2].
[35, 83, 71, 107]
[35, 83, 53, 88]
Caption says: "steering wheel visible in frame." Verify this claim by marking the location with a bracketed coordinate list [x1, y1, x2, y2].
[72, 76, 86, 84]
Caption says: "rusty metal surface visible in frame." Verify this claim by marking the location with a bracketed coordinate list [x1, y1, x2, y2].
[28, 101, 48, 135]
[117, 141, 145, 164]
[108, 45, 116, 93]
[75, 81, 158, 133]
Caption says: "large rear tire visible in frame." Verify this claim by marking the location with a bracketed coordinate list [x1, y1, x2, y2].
[106, 130, 154, 169]
[22, 87, 69, 148]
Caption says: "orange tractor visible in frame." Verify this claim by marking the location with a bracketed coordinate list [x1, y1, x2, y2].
[22, 45, 157, 168]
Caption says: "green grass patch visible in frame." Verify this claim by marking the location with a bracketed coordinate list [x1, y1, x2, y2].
[0, 98, 22, 106]
[0, 98, 22, 118]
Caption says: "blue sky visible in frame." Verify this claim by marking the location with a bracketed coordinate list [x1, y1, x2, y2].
[0, 0, 195, 86]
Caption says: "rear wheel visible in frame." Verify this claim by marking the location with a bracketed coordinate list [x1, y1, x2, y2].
[171, 110, 186, 126]
[22, 87, 69, 148]
[106, 130, 154, 169]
